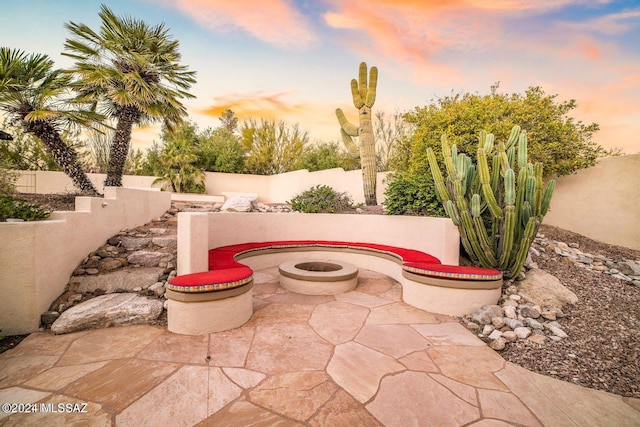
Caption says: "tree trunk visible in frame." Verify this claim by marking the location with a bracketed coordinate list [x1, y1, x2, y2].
[105, 106, 138, 187]
[358, 105, 377, 205]
[25, 121, 99, 195]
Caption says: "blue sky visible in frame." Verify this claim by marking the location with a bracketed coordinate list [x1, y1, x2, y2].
[1, 0, 639, 153]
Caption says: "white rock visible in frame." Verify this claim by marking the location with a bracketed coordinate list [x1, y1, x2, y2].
[544, 324, 568, 338]
[514, 327, 532, 339]
[51, 293, 163, 334]
[490, 338, 506, 351]
[482, 325, 495, 335]
[471, 305, 504, 325]
[221, 195, 257, 212]
[488, 330, 503, 340]
[504, 306, 517, 319]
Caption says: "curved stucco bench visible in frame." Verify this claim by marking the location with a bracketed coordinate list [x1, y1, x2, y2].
[167, 240, 502, 335]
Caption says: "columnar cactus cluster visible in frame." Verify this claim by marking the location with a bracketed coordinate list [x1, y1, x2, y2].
[335, 62, 378, 205]
[426, 125, 556, 279]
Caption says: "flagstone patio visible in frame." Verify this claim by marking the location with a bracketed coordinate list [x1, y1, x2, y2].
[1, 268, 638, 426]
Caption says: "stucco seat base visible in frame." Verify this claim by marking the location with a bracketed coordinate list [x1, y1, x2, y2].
[167, 282, 253, 335]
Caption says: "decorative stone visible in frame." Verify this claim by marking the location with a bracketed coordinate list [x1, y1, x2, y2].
[466, 322, 480, 331]
[482, 325, 495, 335]
[51, 293, 163, 334]
[221, 195, 257, 212]
[503, 318, 524, 330]
[120, 237, 152, 251]
[517, 268, 578, 311]
[489, 338, 506, 351]
[541, 310, 557, 321]
[544, 323, 568, 338]
[504, 306, 517, 319]
[491, 317, 505, 328]
[100, 257, 124, 271]
[488, 330, 502, 340]
[85, 268, 99, 275]
[41, 311, 60, 326]
[471, 305, 503, 325]
[527, 334, 547, 345]
[502, 331, 518, 342]
[520, 305, 541, 319]
[524, 317, 544, 330]
[514, 327, 532, 339]
[68, 267, 164, 294]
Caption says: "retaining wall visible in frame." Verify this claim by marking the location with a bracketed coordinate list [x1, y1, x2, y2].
[0, 188, 171, 335]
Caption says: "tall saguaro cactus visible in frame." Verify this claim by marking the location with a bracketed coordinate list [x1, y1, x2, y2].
[336, 62, 378, 205]
[426, 125, 556, 279]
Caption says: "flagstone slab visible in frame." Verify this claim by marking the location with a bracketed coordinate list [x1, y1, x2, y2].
[208, 367, 244, 414]
[209, 327, 255, 367]
[327, 341, 406, 403]
[222, 367, 266, 389]
[248, 371, 337, 421]
[378, 285, 403, 302]
[22, 361, 108, 391]
[355, 324, 432, 358]
[246, 323, 333, 374]
[195, 399, 303, 427]
[0, 355, 59, 388]
[366, 371, 480, 427]
[264, 292, 334, 306]
[477, 389, 542, 426]
[137, 331, 209, 365]
[430, 373, 479, 407]
[366, 302, 439, 325]
[496, 363, 640, 427]
[398, 351, 440, 373]
[428, 346, 508, 391]
[354, 270, 397, 295]
[0, 331, 88, 358]
[309, 389, 383, 427]
[246, 303, 313, 326]
[412, 322, 486, 347]
[468, 420, 519, 427]
[0, 387, 51, 421]
[309, 301, 369, 345]
[64, 358, 179, 412]
[0, 394, 111, 427]
[56, 325, 164, 366]
[335, 291, 393, 308]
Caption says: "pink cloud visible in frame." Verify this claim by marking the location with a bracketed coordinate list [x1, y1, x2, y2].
[158, 0, 317, 49]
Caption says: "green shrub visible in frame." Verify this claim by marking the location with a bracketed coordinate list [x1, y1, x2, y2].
[0, 195, 51, 221]
[383, 173, 445, 217]
[288, 185, 356, 213]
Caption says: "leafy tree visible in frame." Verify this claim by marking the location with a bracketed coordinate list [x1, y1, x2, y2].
[0, 47, 100, 194]
[219, 109, 238, 133]
[240, 118, 307, 175]
[63, 4, 196, 187]
[298, 141, 359, 172]
[153, 124, 205, 193]
[374, 111, 413, 172]
[196, 127, 245, 173]
[395, 84, 603, 177]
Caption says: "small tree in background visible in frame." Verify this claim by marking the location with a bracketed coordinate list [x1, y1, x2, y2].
[298, 141, 360, 172]
[152, 123, 205, 193]
[240, 118, 307, 175]
[196, 127, 244, 173]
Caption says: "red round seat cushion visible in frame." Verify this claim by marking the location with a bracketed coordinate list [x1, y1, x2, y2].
[167, 267, 253, 293]
[403, 262, 502, 281]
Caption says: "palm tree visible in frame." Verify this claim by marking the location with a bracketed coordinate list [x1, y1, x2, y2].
[0, 47, 101, 195]
[63, 4, 196, 187]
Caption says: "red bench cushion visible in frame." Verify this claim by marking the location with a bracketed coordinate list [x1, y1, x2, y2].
[167, 267, 253, 293]
[403, 262, 502, 281]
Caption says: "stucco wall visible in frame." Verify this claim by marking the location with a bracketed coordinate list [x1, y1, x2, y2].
[176, 212, 460, 276]
[0, 188, 171, 335]
[543, 155, 640, 251]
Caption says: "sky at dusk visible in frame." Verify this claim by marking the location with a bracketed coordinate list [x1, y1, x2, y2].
[1, 0, 639, 154]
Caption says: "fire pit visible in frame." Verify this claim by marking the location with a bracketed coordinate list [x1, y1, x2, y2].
[278, 260, 358, 295]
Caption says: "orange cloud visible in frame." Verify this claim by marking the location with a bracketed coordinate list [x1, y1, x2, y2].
[157, 0, 317, 49]
[200, 91, 310, 121]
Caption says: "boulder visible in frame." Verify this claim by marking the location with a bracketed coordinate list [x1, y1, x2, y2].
[68, 267, 164, 294]
[152, 236, 177, 248]
[120, 237, 151, 251]
[51, 293, 163, 334]
[517, 268, 578, 311]
[221, 195, 257, 212]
